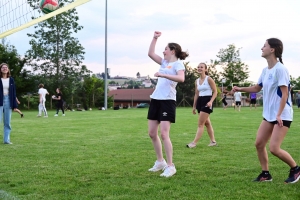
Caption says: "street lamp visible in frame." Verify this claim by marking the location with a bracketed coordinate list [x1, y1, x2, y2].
[221, 78, 226, 93]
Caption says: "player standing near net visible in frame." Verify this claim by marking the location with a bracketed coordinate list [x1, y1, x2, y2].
[147, 31, 188, 178]
[0, 63, 18, 144]
[232, 38, 300, 184]
[37, 83, 49, 117]
[186, 63, 218, 148]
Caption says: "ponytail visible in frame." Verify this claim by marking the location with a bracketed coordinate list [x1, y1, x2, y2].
[279, 56, 283, 64]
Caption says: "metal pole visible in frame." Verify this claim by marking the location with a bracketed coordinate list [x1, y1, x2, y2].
[104, 0, 108, 110]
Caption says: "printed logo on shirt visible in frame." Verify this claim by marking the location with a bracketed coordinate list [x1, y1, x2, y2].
[268, 73, 273, 80]
[166, 66, 172, 69]
[162, 112, 168, 116]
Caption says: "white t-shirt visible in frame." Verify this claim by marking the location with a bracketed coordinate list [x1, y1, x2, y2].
[234, 92, 242, 101]
[150, 59, 185, 100]
[38, 88, 48, 101]
[197, 76, 212, 96]
[258, 62, 293, 121]
[1, 78, 9, 94]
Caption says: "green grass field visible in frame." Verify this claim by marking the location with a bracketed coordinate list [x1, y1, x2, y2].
[0, 107, 300, 200]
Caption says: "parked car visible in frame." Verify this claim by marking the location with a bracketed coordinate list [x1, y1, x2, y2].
[137, 103, 149, 108]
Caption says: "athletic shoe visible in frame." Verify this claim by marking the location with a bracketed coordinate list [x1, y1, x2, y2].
[4, 142, 13, 145]
[62, 114, 65, 116]
[253, 172, 272, 182]
[208, 141, 217, 146]
[21, 114, 24, 118]
[44, 116, 48, 118]
[37, 115, 41, 117]
[186, 142, 196, 148]
[160, 164, 176, 177]
[148, 160, 167, 172]
[284, 167, 300, 184]
[54, 114, 58, 117]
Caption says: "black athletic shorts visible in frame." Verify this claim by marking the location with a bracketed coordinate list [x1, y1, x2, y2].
[222, 99, 228, 106]
[196, 96, 213, 114]
[235, 101, 241, 106]
[250, 99, 257, 104]
[263, 118, 292, 128]
[147, 99, 176, 123]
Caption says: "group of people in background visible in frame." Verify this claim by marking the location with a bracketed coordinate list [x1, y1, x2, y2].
[146, 32, 300, 183]
[0, 63, 66, 145]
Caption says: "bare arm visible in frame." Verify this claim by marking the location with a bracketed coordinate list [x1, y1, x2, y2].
[276, 85, 289, 127]
[192, 80, 199, 114]
[148, 31, 162, 65]
[39, 94, 42, 103]
[155, 70, 185, 83]
[207, 77, 218, 107]
[232, 84, 262, 94]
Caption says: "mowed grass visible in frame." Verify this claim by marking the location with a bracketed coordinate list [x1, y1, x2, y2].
[0, 106, 300, 200]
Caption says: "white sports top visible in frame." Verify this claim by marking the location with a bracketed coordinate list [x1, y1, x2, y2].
[258, 62, 293, 121]
[197, 76, 212, 96]
[234, 92, 242, 101]
[38, 88, 48, 101]
[1, 78, 9, 95]
[150, 59, 185, 100]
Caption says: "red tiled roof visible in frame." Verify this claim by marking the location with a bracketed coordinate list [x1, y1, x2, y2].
[108, 89, 155, 101]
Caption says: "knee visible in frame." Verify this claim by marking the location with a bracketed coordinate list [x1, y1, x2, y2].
[160, 132, 170, 141]
[269, 146, 280, 156]
[204, 121, 211, 127]
[148, 131, 157, 139]
[255, 141, 265, 150]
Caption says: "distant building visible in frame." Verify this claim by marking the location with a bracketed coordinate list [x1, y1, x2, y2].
[108, 88, 155, 107]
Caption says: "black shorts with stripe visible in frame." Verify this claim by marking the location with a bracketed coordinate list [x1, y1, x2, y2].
[147, 99, 176, 123]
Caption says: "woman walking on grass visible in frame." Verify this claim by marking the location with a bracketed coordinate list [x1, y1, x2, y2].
[147, 31, 188, 178]
[52, 88, 65, 117]
[186, 63, 217, 148]
[232, 38, 300, 184]
[0, 63, 18, 144]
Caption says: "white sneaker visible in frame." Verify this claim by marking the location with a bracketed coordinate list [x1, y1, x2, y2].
[62, 114, 65, 116]
[148, 160, 167, 172]
[44, 116, 48, 118]
[208, 141, 217, 146]
[160, 164, 176, 177]
[54, 114, 58, 117]
[37, 115, 41, 117]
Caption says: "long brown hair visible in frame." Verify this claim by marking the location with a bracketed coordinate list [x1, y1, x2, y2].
[0, 63, 11, 78]
[168, 43, 189, 60]
[267, 38, 283, 64]
[200, 63, 209, 75]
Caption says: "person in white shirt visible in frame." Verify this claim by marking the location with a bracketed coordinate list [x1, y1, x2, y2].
[234, 91, 242, 111]
[147, 31, 188, 178]
[37, 83, 49, 117]
[232, 38, 299, 184]
[187, 63, 218, 148]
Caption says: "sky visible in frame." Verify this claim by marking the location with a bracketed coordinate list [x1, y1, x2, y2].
[5, 0, 300, 83]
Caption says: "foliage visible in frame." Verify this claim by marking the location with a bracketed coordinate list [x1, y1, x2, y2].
[0, 40, 37, 103]
[26, 0, 92, 105]
[290, 75, 300, 90]
[216, 44, 249, 90]
[176, 62, 198, 106]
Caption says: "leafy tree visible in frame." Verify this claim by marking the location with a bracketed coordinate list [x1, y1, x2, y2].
[207, 59, 221, 86]
[216, 44, 249, 90]
[0, 40, 36, 105]
[290, 76, 300, 90]
[83, 75, 104, 107]
[176, 62, 198, 107]
[26, 0, 91, 104]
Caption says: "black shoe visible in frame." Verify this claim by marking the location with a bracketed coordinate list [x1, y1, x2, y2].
[253, 172, 272, 182]
[284, 167, 300, 184]
[21, 113, 24, 118]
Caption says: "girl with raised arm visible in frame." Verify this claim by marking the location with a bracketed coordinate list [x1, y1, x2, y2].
[147, 31, 188, 177]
